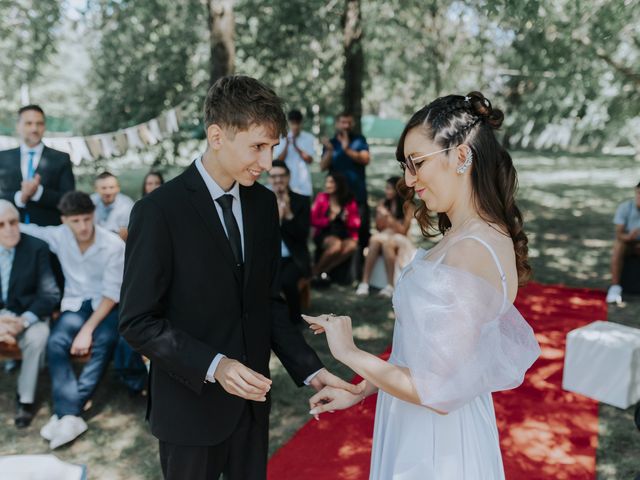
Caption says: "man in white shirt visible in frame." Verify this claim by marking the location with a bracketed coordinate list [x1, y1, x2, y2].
[20, 191, 125, 449]
[90, 171, 134, 241]
[272, 109, 315, 198]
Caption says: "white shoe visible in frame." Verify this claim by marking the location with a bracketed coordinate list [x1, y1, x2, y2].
[355, 283, 369, 296]
[606, 284, 622, 304]
[49, 415, 88, 450]
[378, 285, 394, 298]
[40, 414, 59, 441]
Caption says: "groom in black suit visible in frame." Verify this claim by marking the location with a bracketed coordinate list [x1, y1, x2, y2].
[119, 76, 360, 480]
[0, 105, 75, 226]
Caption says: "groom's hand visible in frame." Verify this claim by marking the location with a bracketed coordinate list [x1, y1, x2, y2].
[214, 357, 272, 402]
[308, 368, 365, 395]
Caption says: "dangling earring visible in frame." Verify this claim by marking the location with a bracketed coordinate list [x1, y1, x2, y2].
[456, 148, 473, 174]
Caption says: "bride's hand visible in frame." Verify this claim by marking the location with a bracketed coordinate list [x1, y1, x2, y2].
[302, 314, 358, 362]
[308, 381, 366, 420]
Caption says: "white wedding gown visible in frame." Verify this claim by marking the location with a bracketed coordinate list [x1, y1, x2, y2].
[369, 235, 540, 479]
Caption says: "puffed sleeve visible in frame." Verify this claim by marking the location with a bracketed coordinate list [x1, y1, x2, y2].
[392, 261, 540, 412]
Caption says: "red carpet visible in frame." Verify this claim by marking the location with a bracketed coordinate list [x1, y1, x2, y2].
[267, 282, 605, 479]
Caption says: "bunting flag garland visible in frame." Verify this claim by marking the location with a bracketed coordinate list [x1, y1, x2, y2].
[137, 123, 158, 146]
[0, 107, 181, 166]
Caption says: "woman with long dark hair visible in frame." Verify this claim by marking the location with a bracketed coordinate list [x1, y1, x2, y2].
[304, 92, 540, 479]
[355, 176, 415, 297]
[141, 171, 164, 197]
[310, 172, 361, 281]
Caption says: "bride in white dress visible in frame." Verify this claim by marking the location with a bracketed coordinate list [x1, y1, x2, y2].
[304, 92, 541, 479]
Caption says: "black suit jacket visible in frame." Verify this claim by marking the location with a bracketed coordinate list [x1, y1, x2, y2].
[0, 234, 60, 318]
[280, 189, 311, 277]
[119, 162, 323, 445]
[0, 146, 75, 226]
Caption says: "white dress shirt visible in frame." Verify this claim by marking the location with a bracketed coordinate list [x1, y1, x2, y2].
[19, 223, 125, 312]
[195, 157, 320, 385]
[90, 192, 135, 234]
[14, 143, 45, 207]
[272, 131, 315, 197]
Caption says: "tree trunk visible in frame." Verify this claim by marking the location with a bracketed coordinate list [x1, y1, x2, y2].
[207, 0, 235, 86]
[342, 0, 364, 134]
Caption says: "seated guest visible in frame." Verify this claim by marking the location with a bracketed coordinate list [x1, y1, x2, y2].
[310, 172, 360, 282]
[268, 160, 311, 324]
[607, 181, 640, 303]
[356, 176, 415, 298]
[20, 191, 125, 449]
[0, 200, 59, 428]
[90, 171, 134, 241]
[141, 170, 164, 197]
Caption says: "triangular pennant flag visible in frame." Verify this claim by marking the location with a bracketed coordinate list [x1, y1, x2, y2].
[44, 137, 72, 154]
[148, 119, 163, 142]
[114, 131, 128, 154]
[85, 136, 103, 158]
[164, 108, 180, 134]
[97, 134, 118, 158]
[68, 137, 94, 165]
[138, 123, 158, 145]
[124, 126, 145, 149]
[124, 126, 144, 149]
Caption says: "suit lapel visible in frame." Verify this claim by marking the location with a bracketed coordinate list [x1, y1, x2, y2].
[182, 164, 242, 285]
[240, 186, 256, 291]
[36, 146, 49, 177]
[9, 149, 21, 183]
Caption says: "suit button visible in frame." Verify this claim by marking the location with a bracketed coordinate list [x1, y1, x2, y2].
[241, 354, 247, 362]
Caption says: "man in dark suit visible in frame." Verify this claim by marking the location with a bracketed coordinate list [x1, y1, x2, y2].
[268, 160, 312, 325]
[119, 76, 361, 480]
[0, 200, 60, 428]
[0, 104, 75, 226]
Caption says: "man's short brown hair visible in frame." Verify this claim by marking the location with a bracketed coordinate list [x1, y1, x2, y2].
[203, 75, 287, 138]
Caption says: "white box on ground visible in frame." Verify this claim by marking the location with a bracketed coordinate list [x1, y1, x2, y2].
[563, 320, 640, 409]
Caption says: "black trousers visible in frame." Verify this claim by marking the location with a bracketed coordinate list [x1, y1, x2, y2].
[280, 257, 304, 324]
[159, 403, 268, 480]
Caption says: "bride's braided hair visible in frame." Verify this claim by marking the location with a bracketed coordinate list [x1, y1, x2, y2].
[397, 91, 531, 284]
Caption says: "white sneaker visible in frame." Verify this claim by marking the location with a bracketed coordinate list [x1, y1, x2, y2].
[40, 414, 59, 441]
[606, 284, 622, 304]
[355, 283, 369, 296]
[49, 415, 88, 450]
[378, 285, 394, 298]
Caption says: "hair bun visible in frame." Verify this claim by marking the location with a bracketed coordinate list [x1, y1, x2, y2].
[465, 91, 504, 129]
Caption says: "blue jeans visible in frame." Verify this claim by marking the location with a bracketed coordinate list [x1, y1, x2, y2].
[47, 300, 119, 417]
[114, 337, 147, 393]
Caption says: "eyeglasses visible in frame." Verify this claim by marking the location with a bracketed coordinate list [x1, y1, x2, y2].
[399, 146, 456, 175]
[269, 173, 288, 179]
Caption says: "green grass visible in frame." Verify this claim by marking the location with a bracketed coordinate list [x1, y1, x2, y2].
[2, 147, 639, 479]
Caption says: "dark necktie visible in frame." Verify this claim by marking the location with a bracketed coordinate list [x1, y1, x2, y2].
[216, 194, 243, 266]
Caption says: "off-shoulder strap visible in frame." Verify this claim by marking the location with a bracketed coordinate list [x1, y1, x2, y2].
[436, 235, 508, 310]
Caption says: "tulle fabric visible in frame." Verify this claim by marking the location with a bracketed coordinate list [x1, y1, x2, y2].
[392, 253, 540, 412]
